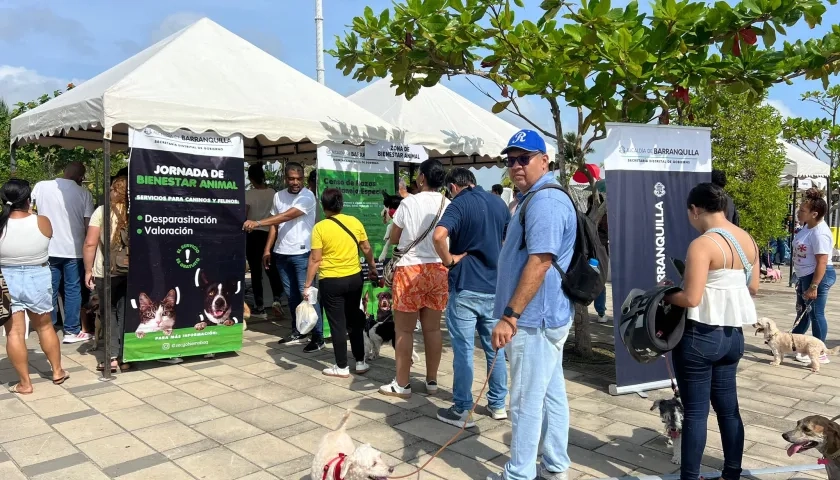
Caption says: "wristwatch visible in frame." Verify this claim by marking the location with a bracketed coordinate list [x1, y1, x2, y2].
[256, 220, 262, 227]
[503, 306, 521, 319]
[810, 283, 818, 290]
[445, 259, 456, 270]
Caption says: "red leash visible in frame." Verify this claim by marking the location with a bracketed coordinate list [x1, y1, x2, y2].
[323, 453, 347, 480]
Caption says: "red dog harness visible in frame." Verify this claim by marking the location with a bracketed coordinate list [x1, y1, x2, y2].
[322, 453, 347, 480]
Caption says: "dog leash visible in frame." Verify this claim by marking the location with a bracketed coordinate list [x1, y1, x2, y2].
[664, 352, 679, 397]
[388, 348, 502, 479]
[789, 298, 813, 333]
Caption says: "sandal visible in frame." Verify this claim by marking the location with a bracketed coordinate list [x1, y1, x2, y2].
[96, 362, 116, 373]
[52, 370, 70, 385]
[9, 384, 33, 395]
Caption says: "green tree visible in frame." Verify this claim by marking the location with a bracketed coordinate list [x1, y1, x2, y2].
[0, 85, 127, 201]
[691, 89, 788, 245]
[781, 85, 840, 212]
[331, 0, 839, 357]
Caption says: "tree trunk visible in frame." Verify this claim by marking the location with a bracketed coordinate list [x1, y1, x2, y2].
[572, 302, 592, 358]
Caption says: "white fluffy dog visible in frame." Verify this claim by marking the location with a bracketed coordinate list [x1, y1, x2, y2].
[311, 411, 393, 480]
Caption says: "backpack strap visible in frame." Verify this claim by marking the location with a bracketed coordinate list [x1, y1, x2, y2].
[518, 183, 569, 251]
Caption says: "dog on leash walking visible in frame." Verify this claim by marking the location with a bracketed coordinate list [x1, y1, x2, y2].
[753, 317, 840, 373]
[311, 410, 393, 480]
[651, 395, 684, 464]
[362, 292, 420, 364]
[782, 415, 840, 480]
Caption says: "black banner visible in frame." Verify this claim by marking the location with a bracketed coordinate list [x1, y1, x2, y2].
[124, 129, 245, 361]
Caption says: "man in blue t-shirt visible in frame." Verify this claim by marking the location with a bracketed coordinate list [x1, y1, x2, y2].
[486, 130, 577, 480]
[432, 168, 510, 429]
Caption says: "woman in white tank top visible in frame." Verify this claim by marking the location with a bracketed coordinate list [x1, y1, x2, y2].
[665, 183, 760, 480]
[0, 179, 67, 395]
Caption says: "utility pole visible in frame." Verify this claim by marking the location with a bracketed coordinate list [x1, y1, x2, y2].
[315, 0, 325, 84]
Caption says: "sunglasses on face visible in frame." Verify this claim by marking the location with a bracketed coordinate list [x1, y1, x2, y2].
[506, 153, 537, 168]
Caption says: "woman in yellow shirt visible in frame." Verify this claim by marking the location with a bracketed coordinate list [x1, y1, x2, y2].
[304, 188, 378, 378]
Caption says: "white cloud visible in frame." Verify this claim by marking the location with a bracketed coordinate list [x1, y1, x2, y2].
[0, 66, 83, 106]
[765, 99, 795, 119]
[151, 12, 206, 43]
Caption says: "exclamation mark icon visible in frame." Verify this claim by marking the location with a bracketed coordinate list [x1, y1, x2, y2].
[185, 249, 191, 263]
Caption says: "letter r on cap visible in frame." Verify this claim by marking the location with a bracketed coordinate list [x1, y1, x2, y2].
[514, 132, 527, 143]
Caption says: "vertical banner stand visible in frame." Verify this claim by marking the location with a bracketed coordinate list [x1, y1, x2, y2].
[602, 123, 712, 395]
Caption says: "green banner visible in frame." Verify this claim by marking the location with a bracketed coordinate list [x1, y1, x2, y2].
[316, 142, 396, 338]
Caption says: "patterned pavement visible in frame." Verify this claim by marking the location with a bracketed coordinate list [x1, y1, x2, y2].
[0, 271, 837, 479]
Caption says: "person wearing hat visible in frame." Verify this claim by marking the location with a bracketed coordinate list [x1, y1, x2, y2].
[487, 129, 577, 480]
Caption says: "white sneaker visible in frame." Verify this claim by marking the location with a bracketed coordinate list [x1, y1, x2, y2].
[596, 315, 608, 324]
[819, 354, 830, 364]
[490, 407, 508, 420]
[425, 379, 438, 394]
[795, 353, 812, 363]
[355, 361, 370, 374]
[380, 379, 411, 398]
[157, 357, 184, 364]
[414, 320, 421, 332]
[63, 332, 91, 344]
[538, 464, 569, 480]
[323, 365, 350, 378]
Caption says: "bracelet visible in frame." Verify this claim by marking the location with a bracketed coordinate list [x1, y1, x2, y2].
[500, 317, 518, 336]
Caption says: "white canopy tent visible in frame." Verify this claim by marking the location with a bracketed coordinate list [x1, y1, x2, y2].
[348, 76, 556, 167]
[10, 17, 401, 163]
[779, 140, 830, 189]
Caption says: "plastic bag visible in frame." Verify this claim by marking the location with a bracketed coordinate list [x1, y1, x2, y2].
[295, 301, 318, 335]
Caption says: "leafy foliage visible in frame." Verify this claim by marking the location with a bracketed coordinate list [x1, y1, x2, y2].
[0, 85, 127, 202]
[332, 0, 840, 180]
[691, 89, 789, 245]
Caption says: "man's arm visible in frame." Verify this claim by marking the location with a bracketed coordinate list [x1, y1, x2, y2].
[506, 253, 554, 314]
[262, 224, 278, 270]
[252, 208, 305, 228]
[433, 226, 452, 266]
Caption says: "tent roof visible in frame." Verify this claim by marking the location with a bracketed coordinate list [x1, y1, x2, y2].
[781, 140, 830, 179]
[347, 76, 555, 166]
[10, 18, 401, 160]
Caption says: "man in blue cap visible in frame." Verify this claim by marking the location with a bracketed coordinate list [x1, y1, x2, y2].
[487, 129, 577, 480]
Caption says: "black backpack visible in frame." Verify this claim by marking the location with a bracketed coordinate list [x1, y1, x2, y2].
[518, 184, 608, 306]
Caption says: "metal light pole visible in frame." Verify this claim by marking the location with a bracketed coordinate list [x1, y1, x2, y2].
[315, 0, 325, 85]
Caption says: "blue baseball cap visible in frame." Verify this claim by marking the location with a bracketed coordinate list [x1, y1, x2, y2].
[501, 129, 547, 155]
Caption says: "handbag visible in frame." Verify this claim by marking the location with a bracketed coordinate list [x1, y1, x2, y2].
[383, 195, 446, 288]
[0, 272, 11, 327]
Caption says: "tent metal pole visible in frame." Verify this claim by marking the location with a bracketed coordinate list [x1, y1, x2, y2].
[315, 0, 325, 84]
[789, 178, 797, 287]
[393, 162, 399, 193]
[100, 139, 113, 381]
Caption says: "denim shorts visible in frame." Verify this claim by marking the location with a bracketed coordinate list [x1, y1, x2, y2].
[0, 264, 54, 315]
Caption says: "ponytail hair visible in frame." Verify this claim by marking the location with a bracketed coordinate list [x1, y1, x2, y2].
[0, 179, 32, 238]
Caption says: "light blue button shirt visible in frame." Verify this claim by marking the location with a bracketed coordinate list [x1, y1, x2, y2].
[494, 173, 577, 328]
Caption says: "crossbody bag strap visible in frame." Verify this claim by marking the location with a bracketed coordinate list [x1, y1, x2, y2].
[401, 195, 445, 254]
[327, 217, 359, 248]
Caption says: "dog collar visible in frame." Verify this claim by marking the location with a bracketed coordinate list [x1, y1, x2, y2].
[323, 453, 347, 480]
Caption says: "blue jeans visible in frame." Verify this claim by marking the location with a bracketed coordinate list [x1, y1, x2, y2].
[504, 321, 571, 480]
[49, 257, 83, 334]
[446, 289, 507, 412]
[274, 252, 322, 338]
[794, 266, 835, 342]
[673, 321, 745, 480]
[594, 289, 607, 316]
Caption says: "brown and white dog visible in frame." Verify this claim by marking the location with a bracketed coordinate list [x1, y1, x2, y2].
[311, 411, 393, 480]
[782, 415, 840, 480]
[753, 317, 840, 373]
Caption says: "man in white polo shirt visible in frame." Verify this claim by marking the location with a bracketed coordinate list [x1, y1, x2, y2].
[243, 162, 323, 353]
[31, 162, 94, 343]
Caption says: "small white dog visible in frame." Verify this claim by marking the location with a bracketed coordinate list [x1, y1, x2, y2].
[311, 411, 393, 480]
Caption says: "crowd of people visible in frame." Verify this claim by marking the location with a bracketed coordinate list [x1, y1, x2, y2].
[0, 127, 837, 480]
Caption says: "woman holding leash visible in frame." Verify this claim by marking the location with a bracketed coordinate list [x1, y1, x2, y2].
[665, 183, 759, 480]
[791, 188, 835, 363]
[303, 188, 378, 378]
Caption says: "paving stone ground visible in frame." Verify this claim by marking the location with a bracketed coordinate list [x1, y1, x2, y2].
[0, 271, 837, 479]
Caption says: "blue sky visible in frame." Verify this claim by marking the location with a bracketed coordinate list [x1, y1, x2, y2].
[0, 0, 836, 186]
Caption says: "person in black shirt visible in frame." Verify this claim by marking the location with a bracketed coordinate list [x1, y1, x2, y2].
[711, 169, 740, 226]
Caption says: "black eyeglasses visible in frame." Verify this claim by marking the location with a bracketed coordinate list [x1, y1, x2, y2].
[506, 153, 538, 168]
